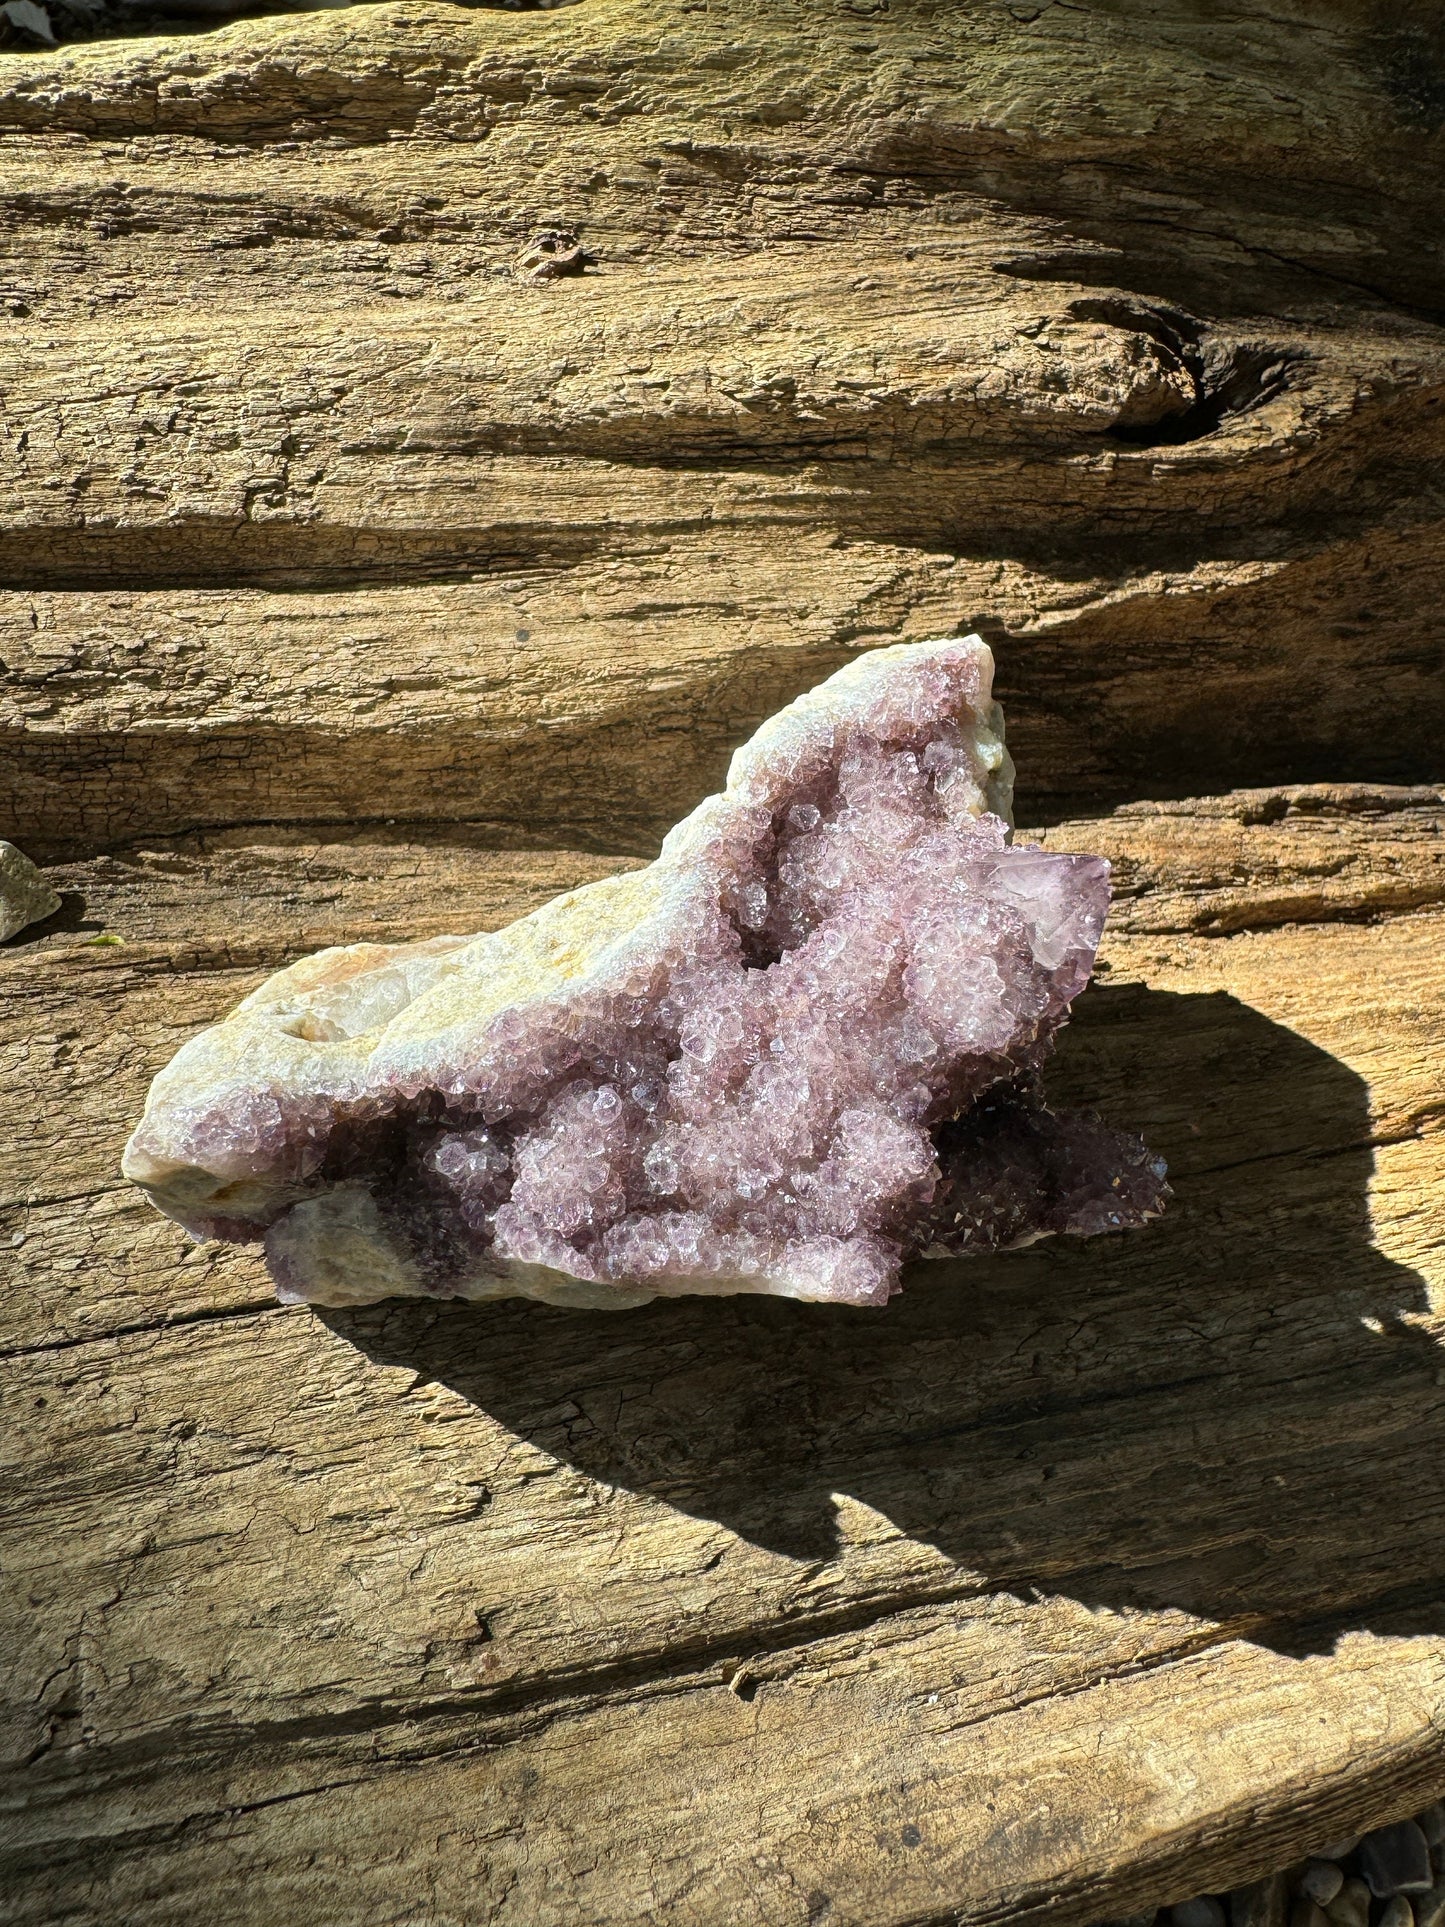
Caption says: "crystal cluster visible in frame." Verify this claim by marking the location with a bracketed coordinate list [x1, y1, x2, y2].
[123, 638, 1168, 1310]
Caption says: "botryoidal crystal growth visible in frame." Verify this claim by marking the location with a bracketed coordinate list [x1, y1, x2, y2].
[123, 638, 1168, 1310]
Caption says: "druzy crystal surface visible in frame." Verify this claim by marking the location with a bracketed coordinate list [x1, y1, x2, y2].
[123, 638, 1168, 1309]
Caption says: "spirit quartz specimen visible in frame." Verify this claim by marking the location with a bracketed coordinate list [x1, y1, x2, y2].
[123, 638, 1168, 1310]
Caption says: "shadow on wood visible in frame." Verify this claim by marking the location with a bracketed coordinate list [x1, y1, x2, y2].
[325, 986, 1445, 1659]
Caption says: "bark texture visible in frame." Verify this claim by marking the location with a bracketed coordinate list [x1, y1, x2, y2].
[1, 1, 1443, 1922]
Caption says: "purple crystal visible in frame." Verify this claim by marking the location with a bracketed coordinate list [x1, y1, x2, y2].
[124, 639, 1168, 1309]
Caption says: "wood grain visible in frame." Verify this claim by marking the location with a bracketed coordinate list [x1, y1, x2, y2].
[2, 0, 1444, 1917]
[2, 798, 1442, 1923]
[4, 2, 1445, 855]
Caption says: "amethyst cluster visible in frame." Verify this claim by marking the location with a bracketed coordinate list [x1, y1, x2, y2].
[124, 638, 1168, 1310]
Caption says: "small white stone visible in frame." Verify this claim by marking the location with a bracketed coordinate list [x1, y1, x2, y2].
[0, 841, 60, 943]
[0, 0, 56, 43]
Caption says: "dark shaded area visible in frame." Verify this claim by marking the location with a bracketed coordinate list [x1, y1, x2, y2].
[922, 1088, 1168, 1254]
[1055, 297, 1302, 449]
[327, 985, 1445, 1658]
[0, 890, 79, 943]
[1367, 9, 1445, 135]
[0, 524, 599, 593]
[1106, 347, 1299, 449]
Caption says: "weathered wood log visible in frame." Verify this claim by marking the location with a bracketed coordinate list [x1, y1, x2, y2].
[1, 0, 1443, 1920]
[3, 793, 1442, 1923]
[3, 0, 1445, 852]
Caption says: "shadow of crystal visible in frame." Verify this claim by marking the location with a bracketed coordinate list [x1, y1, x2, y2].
[323, 985, 1445, 1657]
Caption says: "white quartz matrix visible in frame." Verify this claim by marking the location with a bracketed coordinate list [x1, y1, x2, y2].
[124, 638, 1167, 1310]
